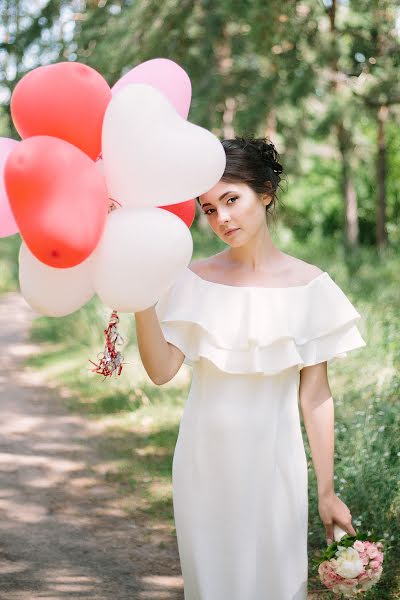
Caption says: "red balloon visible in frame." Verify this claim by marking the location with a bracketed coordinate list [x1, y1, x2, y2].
[11, 62, 111, 160]
[4, 136, 109, 268]
[159, 199, 196, 228]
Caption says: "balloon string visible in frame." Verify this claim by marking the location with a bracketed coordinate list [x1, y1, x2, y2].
[94, 154, 121, 212]
[89, 168, 124, 378]
[89, 310, 125, 379]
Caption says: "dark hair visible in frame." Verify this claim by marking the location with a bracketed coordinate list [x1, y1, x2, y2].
[197, 136, 284, 224]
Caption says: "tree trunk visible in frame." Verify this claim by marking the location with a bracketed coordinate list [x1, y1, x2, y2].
[328, 0, 360, 248]
[222, 96, 236, 139]
[216, 23, 236, 139]
[337, 124, 359, 249]
[264, 110, 277, 140]
[376, 105, 388, 249]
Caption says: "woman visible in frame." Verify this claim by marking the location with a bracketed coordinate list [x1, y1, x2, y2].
[134, 137, 366, 599]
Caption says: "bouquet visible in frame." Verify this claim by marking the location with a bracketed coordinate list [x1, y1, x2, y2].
[313, 525, 385, 597]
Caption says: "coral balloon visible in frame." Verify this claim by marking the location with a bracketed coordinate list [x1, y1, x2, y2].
[91, 207, 193, 312]
[11, 62, 111, 160]
[112, 58, 192, 119]
[159, 199, 196, 228]
[0, 138, 19, 237]
[102, 84, 226, 208]
[19, 242, 94, 317]
[5, 136, 109, 268]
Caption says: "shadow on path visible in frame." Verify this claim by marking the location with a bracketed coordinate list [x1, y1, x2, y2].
[0, 293, 183, 599]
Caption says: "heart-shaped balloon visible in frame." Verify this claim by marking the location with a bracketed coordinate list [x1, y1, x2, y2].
[102, 83, 226, 208]
[112, 58, 191, 119]
[19, 242, 94, 317]
[97, 157, 195, 226]
[0, 137, 19, 238]
[91, 206, 193, 312]
[159, 199, 196, 228]
[11, 62, 111, 160]
[5, 136, 109, 268]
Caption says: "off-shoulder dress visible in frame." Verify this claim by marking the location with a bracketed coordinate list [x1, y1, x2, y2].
[155, 267, 367, 600]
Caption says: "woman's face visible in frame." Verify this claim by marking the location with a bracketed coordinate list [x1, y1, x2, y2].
[198, 180, 272, 246]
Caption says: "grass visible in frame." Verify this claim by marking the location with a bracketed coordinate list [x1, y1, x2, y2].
[2, 224, 399, 598]
[0, 234, 20, 293]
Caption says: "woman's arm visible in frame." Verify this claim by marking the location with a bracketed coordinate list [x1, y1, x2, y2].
[299, 361, 356, 543]
[299, 361, 335, 497]
[134, 304, 185, 385]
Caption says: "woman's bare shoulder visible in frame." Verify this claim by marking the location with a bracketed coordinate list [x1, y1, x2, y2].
[188, 258, 208, 275]
[189, 253, 323, 286]
[189, 254, 225, 277]
[283, 254, 324, 284]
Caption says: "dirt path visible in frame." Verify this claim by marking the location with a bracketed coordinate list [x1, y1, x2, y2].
[0, 292, 183, 600]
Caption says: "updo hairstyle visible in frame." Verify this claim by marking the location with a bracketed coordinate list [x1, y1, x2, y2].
[197, 136, 284, 222]
[222, 136, 283, 214]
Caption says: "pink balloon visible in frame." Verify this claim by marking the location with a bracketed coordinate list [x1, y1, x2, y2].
[111, 58, 192, 119]
[0, 137, 19, 238]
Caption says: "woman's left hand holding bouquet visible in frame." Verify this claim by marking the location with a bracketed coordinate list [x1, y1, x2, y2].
[318, 491, 357, 546]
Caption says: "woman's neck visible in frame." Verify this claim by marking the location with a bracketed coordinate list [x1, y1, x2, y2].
[224, 225, 284, 273]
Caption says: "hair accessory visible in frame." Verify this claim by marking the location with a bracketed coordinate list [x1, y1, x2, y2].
[270, 159, 283, 175]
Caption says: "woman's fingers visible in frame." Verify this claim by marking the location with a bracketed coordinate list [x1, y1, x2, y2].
[325, 523, 334, 544]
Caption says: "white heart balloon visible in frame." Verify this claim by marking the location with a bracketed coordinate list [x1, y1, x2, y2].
[91, 206, 193, 312]
[95, 158, 114, 206]
[102, 83, 226, 207]
[19, 242, 94, 317]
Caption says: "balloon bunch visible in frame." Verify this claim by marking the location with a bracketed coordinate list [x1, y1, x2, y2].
[0, 58, 226, 376]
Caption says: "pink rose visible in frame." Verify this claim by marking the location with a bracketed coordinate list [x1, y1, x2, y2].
[370, 559, 380, 570]
[318, 561, 331, 578]
[342, 578, 358, 587]
[367, 545, 379, 558]
[328, 571, 338, 580]
[354, 540, 365, 552]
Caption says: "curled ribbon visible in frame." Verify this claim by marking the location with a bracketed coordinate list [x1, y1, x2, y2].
[89, 310, 125, 378]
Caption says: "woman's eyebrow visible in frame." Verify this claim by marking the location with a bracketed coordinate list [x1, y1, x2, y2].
[201, 191, 237, 209]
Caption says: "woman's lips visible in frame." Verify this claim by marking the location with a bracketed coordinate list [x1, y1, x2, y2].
[224, 228, 240, 236]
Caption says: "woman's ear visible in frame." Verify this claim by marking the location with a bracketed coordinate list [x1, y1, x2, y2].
[261, 192, 273, 206]
[261, 182, 273, 206]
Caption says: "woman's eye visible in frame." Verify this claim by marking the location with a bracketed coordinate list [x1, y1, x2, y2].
[204, 197, 238, 215]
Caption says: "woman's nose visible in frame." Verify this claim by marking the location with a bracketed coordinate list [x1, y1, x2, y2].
[216, 208, 230, 224]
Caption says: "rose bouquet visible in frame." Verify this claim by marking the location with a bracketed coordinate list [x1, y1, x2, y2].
[313, 525, 385, 597]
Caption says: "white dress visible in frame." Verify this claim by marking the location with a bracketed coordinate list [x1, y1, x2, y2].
[155, 267, 367, 600]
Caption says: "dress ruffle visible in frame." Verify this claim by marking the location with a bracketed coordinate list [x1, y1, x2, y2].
[155, 268, 367, 375]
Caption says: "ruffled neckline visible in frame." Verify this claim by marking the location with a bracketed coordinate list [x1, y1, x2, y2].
[185, 267, 329, 291]
[155, 266, 366, 375]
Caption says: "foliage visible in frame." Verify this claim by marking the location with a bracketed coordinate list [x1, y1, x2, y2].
[1, 2, 399, 247]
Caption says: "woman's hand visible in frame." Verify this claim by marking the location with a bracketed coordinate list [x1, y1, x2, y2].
[318, 491, 357, 545]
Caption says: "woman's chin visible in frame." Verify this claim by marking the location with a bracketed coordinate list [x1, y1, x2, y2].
[221, 229, 244, 246]
[225, 238, 245, 247]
